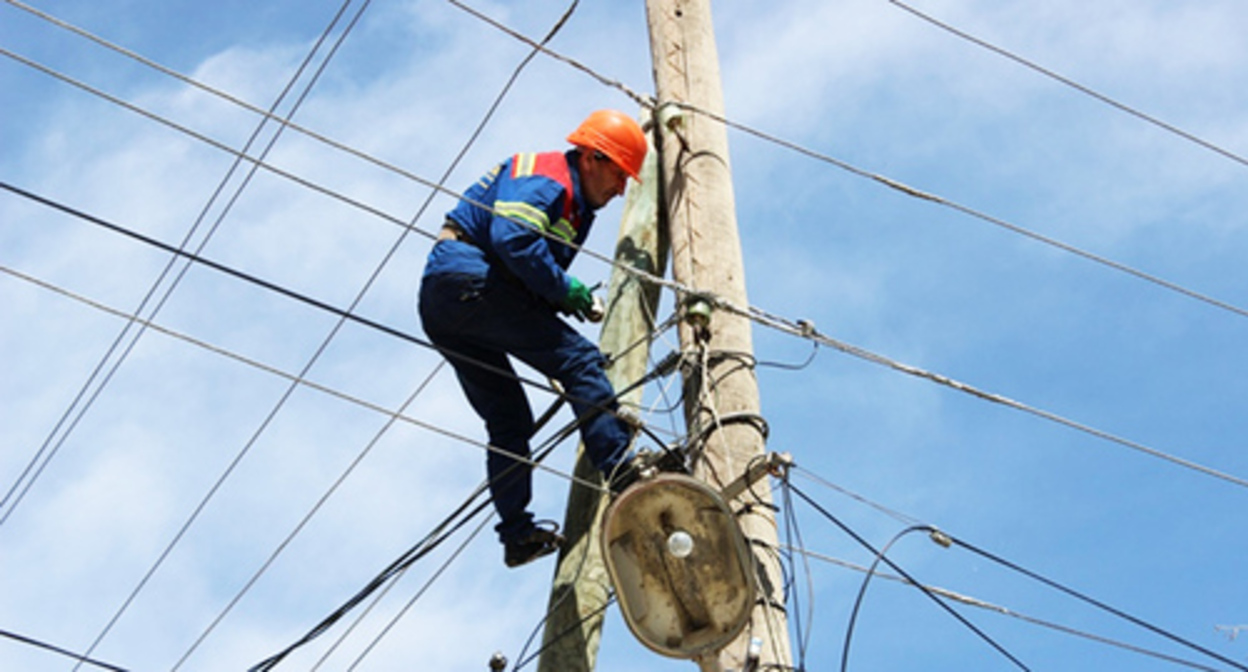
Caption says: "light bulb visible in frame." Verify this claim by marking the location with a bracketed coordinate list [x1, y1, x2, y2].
[667, 530, 694, 558]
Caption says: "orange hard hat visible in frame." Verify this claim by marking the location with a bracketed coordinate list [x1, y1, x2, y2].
[567, 109, 647, 180]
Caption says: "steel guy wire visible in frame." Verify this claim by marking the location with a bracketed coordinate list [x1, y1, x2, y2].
[886, 0, 1248, 171]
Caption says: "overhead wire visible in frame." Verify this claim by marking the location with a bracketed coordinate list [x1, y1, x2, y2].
[343, 513, 495, 671]
[0, 38, 691, 304]
[0, 263, 476, 468]
[785, 478, 1248, 672]
[7, 19, 1238, 664]
[444, 0, 652, 109]
[13, 0, 1248, 432]
[779, 472, 815, 669]
[0, 628, 130, 672]
[7, 3, 1248, 666]
[16, 0, 1246, 398]
[7, 0, 701, 486]
[512, 600, 616, 671]
[0, 0, 688, 302]
[3, 178, 674, 666]
[0, 36, 688, 465]
[784, 481, 1031, 671]
[0, 38, 697, 477]
[790, 465, 923, 527]
[168, 360, 450, 670]
[0, 0, 363, 530]
[443, 0, 1248, 326]
[435, 2, 1248, 492]
[788, 546, 1229, 672]
[249, 385, 609, 672]
[747, 307, 1248, 491]
[667, 98, 1248, 323]
[0, 179, 684, 512]
[189, 1, 593, 666]
[34, 4, 387, 668]
[839, 524, 1029, 671]
[885, 0, 1248, 171]
[948, 532, 1248, 672]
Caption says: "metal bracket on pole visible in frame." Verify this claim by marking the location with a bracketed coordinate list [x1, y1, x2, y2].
[718, 452, 792, 503]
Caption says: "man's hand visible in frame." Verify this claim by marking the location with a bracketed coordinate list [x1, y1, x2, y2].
[562, 276, 595, 321]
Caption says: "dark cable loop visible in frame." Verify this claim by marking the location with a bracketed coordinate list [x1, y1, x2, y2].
[785, 484, 1030, 672]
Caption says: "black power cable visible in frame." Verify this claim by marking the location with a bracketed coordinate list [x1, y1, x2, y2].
[249, 384, 600, 671]
[789, 480, 1248, 672]
[948, 534, 1248, 672]
[786, 484, 1030, 672]
[0, 627, 130, 672]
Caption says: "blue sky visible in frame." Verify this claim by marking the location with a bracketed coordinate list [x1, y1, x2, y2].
[2, 1, 1247, 670]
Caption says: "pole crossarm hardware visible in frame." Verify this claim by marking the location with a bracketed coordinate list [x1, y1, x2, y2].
[719, 452, 793, 504]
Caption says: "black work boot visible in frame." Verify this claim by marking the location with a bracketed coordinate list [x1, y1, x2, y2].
[503, 522, 565, 568]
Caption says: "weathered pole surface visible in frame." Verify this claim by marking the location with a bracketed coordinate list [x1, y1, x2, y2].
[645, 0, 793, 670]
[537, 118, 665, 672]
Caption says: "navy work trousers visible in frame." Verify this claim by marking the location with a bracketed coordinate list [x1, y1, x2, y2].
[418, 265, 631, 544]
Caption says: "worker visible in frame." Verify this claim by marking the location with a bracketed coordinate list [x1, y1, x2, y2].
[418, 109, 648, 568]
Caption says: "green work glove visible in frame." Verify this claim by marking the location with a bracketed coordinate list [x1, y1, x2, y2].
[563, 276, 594, 320]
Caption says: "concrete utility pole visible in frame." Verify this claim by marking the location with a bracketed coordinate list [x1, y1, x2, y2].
[537, 119, 666, 672]
[645, 1, 793, 670]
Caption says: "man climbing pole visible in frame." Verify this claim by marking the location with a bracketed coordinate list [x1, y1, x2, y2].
[418, 109, 648, 568]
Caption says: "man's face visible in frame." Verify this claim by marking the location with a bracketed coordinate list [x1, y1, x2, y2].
[580, 151, 630, 210]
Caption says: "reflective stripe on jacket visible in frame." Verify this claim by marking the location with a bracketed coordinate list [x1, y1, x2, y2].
[427, 150, 594, 306]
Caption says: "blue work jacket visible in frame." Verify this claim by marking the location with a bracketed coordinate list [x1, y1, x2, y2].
[424, 150, 594, 306]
